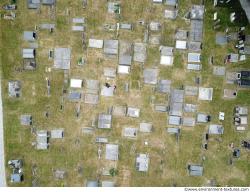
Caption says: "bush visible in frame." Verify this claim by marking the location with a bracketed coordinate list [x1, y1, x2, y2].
[109, 168, 118, 177]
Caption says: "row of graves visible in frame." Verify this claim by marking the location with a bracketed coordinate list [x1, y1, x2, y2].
[81, 107, 151, 186]
[231, 107, 248, 169]
[11, 1, 148, 186]
[212, 1, 250, 167]
[8, 22, 57, 98]
[210, 2, 236, 101]
[4, 0, 136, 186]
[1, 2, 17, 20]
[214, 8, 250, 90]
[83, 105, 151, 178]
[81, 9, 151, 181]
[16, 114, 64, 185]
[212, 5, 250, 143]
[22, 31, 38, 71]
[81, 8, 161, 179]
[221, 28, 250, 59]
[6, 1, 57, 184]
[153, 0, 178, 20]
[9, 21, 57, 98]
[233, 106, 248, 131]
[158, 2, 249, 177]
[54, 2, 148, 186]
[205, 2, 248, 109]
[224, 29, 250, 88]
[167, 4, 206, 176]
[27, 0, 55, 9]
[20, 114, 64, 150]
[12, 97, 63, 183]
[152, 1, 204, 70]
[148, 2, 209, 177]
[88, 39, 146, 75]
[97, 2, 209, 178]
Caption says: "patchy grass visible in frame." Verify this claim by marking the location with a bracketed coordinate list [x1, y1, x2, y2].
[1, 0, 250, 187]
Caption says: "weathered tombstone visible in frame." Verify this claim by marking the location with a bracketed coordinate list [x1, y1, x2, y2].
[31, 127, 36, 135]
[195, 76, 201, 85]
[214, 19, 220, 26]
[213, 25, 221, 30]
[205, 133, 209, 141]
[83, 0, 87, 8]
[37, 7, 41, 15]
[32, 164, 37, 176]
[49, 50, 53, 59]
[108, 107, 112, 115]
[215, 137, 222, 143]
[230, 12, 235, 23]
[77, 166, 83, 175]
[98, 147, 102, 159]
[76, 105, 80, 118]
[150, 95, 155, 104]
[130, 144, 136, 155]
[144, 27, 149, 43]
[45, 106, 50, 118]
[31, 84, 36, 96]
[214, 0, 217, 6]
[124, 83, 129, 92]
[54, 169, 66, 180]
[47, 79, 51, 96]
[75, 138, 80, 146]
[64, 70, 69, 85]
[50, 27, 54, 33]
[175, 131, 180, 143]
[91, 118, 96, 127]
[60, 97, 64, 111]
[82, 32, 87, 49]
[138, 19, 145, 25]
[228, 157, 233, 165]
[209, 56, 213, 65]
[233, 149, 240, 158]
[204, 143, 208, 150]
[202, 156, 206, 161]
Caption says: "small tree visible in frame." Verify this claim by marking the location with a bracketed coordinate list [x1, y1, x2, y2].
[109, 168, 118, 177]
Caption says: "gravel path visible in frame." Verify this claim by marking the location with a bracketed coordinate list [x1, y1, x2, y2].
[0, 79, 7, 187]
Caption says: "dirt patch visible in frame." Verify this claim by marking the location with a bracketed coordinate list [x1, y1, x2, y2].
[120, 168, 131, 187]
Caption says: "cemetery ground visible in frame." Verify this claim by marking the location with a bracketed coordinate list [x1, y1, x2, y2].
[1, 0, 250, 187]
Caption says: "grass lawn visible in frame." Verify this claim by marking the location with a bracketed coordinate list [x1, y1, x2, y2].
[0, 0, 250, 187]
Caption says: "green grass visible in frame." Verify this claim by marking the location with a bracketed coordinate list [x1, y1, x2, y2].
[56, 17, 67, 30]
[174, 52, 184, 69]
[216, 0, 248, 27]
[1, 0, 250, 187]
